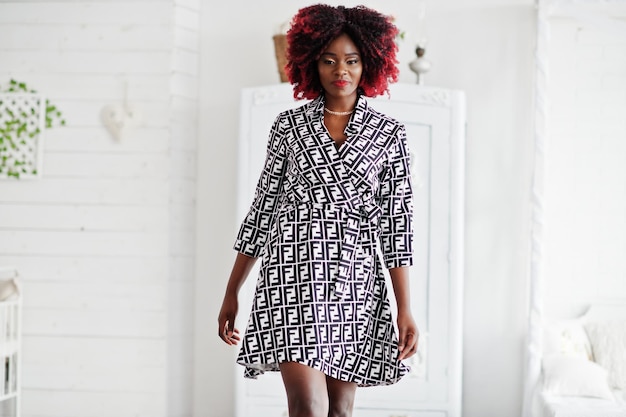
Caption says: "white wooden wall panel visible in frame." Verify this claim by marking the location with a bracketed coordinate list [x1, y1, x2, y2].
[0, 0, 198, 416]
[171, 73, 199, 99]
[171, 151, 198, 179]
[168, 2, 199, 417]
[0, 179, 170, 205]
[171, 180, 197, 205]
[0, 231, 169, 256]
[174, 5, 200, 31]
[0, 205, 168, 231]
[13, 75, 172, 101]
[22, 309, 167, 337]
[0, 256, 168, 284]
[0, 25, 173, 51]
[45, 128, 170, 152]
[43, 153, 170, 179]
[22, 368, 165, 392]
[0, 51, 173, 74]
[174, 27, 200, 52]
[171, 124, 199, 151]
[0, 3, 172, 25]
[21, 391, 166, 417]
[54, 101, 170, 127]
[23, 337, 166, 368]
[21, 282, 165, 311]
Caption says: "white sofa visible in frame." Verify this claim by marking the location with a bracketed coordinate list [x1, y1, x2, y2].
[532, 304, 626, 417]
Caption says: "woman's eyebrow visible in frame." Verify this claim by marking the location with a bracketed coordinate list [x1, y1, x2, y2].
[320, 51, 360, 56]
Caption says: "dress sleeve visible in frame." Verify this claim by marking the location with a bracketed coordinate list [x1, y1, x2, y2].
[377, 124, 414, 269]
[233, 114, 287, 258]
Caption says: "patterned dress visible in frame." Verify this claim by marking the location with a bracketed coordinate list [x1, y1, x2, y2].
[234, 94, 414, 387]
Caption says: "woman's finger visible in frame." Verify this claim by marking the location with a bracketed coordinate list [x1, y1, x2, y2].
[218, 317, 238, 345]
[221, 321, 240, 345]
[398, 331, 418, 360]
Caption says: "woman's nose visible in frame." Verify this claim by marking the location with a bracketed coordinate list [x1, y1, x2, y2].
[335, 64, 347, 74]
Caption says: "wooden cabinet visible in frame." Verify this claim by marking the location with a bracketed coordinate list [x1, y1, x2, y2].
[235, 83, 465, 417]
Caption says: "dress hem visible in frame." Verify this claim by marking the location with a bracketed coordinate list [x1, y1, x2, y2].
[237, 358, 410, 388]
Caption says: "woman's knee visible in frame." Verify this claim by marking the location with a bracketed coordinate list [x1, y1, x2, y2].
[280, 362, 329, 417]
[287, 395, 328, 417]
[327, 377, 356, 417]
[328, 398, 354, 417]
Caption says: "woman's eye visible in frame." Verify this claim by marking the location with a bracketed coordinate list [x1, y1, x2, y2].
[323, 59, 335, 65]
[348, 59, 359, 65]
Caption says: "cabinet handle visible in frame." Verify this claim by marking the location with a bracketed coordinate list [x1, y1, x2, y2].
[389, 415, 409, 417]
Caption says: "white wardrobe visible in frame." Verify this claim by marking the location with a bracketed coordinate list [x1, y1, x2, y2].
[235, 83, 465, 417]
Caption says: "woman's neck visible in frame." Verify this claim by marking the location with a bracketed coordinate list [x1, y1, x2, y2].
[324, 94, 358, 113]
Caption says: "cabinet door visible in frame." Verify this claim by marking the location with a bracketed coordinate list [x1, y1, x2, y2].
[236, 83, 464, 417]
[353, 85, 464, 414]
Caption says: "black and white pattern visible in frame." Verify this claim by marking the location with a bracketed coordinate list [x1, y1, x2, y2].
[234, 94, 414, 387]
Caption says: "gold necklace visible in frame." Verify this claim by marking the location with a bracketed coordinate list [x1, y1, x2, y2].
[324, 107, 354, 116]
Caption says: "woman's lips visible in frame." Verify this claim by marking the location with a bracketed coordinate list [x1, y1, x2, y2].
[332, 80, 349, 87]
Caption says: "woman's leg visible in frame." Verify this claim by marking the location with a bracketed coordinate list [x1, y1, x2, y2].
[326, 375, 357, 417]
[279, 362, 329, 417]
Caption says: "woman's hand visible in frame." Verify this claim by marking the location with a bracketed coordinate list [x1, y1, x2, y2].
[218, 292, 241, 345]
[397, 308, 419, 360]
[387, 266, 419, 360]
[217, 253, 258, 345]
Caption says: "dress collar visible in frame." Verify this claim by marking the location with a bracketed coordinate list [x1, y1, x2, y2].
[305, 94, 369, 135]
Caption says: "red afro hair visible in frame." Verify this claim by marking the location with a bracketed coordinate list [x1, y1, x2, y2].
[285, 4, 400, 100]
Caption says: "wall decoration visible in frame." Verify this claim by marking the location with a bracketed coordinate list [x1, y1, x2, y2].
[0, 80, 65, 179]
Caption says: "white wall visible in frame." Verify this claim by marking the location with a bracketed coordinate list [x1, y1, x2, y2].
[0, 2, 198, 416]
[196, 1, 535, 417]
[543, 12, 626, 318]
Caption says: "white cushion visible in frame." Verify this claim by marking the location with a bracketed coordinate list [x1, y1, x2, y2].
[542, 355, 614, 400]
[543, 318, 592, 360]
[585, 320, 626, 390]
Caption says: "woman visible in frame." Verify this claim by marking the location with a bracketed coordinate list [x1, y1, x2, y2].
[218, 4, 418, 417]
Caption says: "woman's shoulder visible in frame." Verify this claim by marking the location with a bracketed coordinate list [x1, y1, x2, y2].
[361, 97, 405, 130]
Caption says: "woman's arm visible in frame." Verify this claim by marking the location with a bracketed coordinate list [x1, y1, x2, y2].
[377, 125, 418, 360]
[389, 266, 419, 360]
[220, 114, 287, 345]
[218, 252, 258, 345]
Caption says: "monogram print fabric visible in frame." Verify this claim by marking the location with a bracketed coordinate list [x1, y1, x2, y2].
[234, 94, 414, 386]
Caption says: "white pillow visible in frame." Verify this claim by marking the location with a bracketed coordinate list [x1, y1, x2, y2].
[543, 318, 592, 360]
[585, 320, 626, 390]
[542, 355, 614, 400]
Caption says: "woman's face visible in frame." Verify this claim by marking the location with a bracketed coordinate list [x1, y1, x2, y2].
[317, 33, 363, 101]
